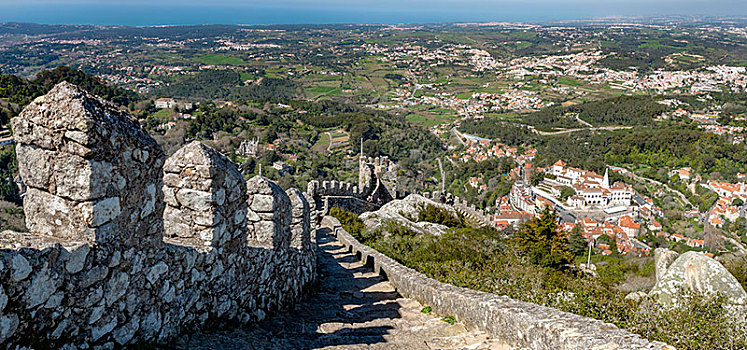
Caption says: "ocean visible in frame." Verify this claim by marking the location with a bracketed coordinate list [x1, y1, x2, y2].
[0, 3, 596, 26]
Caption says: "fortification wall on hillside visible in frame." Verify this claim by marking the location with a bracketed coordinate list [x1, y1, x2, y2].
[420, 191, 497, 228]
[323, 215, 673, 350]
[0, 83, 316, 348]
[307, 156, 398, 214]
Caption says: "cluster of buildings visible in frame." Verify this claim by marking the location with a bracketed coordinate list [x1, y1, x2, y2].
[215, 39, 281, 51]
[501, 48, 746, 94]
[505, 51, 605, 80]
[561, 216, 651, 256]
[704, 180, 747, 227]
[466, 91, 553, 113]
[490, 195, 534, 229]
[597, 66, 747, 94]
[655, 231, 706, 250]
[542, 160, 635, 209]
[454, 135, 528, 164]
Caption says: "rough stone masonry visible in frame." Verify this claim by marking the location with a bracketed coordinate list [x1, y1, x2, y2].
[0, 82, 316, 348]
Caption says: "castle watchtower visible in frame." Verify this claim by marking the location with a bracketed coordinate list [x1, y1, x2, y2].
[12, 82, 165, 248]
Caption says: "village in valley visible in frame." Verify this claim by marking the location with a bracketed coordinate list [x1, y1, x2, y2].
[2, 19, 747, 261]
[1, 11, 747, 349]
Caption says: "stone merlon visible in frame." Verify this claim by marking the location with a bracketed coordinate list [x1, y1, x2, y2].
[13, 81, 165, 248]
[2, 82, 316, 347]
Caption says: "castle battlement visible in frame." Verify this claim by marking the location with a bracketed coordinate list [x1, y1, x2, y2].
[0, 83, 316, 347]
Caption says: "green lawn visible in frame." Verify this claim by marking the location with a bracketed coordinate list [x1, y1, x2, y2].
[306, 86, 338, 94]
[456, 92, 474, 99]
[240, 72, 257, 81]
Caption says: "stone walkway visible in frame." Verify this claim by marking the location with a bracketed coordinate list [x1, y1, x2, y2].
[179, 228, 512, 349]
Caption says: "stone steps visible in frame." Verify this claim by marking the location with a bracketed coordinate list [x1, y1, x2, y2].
[180, 228, 513, 350]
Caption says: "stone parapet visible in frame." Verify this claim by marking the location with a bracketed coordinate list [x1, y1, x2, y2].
[246, 176, 292, 249]
[13, 82, 165, 248]
[1, 83, 316, 347]
[163, 141, 247, 252]
[324, 215, 673, 350]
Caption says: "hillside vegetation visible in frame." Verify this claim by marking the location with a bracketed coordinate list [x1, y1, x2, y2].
[331, 206, 747, 350]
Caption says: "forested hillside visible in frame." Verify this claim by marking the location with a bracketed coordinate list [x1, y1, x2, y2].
[0, 66, 138, 111]
[152, 70, 298, 101]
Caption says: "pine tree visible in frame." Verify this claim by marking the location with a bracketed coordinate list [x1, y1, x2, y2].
[568, 225, 588, 257]
[515, 208, 573, 270]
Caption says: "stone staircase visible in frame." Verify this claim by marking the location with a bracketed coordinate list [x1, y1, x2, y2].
[180, 227, 512, 350]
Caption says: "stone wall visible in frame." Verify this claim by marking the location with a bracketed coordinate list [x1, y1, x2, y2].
[421, 191, 497, 228]
[307, 156, 396, 214]
[323, 215, 673, 350]
[0, 82, 316, 348]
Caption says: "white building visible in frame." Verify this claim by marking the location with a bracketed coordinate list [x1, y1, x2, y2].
[155, 98, 175, 109]
[548, 160, 634, 209]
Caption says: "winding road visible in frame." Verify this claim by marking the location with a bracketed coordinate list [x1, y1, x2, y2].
[611, 166, 693, 208]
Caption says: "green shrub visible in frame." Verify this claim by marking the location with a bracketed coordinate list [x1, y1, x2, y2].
[329, 206, 367, 241]
[417, 204, 464, 227]
[722, 256, 747, 291]
[359, 216, 744, 349]
[627, 295, 747, 350]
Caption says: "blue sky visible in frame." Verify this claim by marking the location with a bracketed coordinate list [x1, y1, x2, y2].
[0, 0, 744, 25]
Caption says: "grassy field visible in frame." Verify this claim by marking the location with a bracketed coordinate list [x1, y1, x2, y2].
[311, 133, 330, 153]
[304, 85, 342, 98]
[149, 108, 173, 120]
[194, 54, 246, 66]
[558, 77, 584, 86]
[406, 112, 460, 127]
[456, 92, 474, 99]
[240, 72, 257, 81]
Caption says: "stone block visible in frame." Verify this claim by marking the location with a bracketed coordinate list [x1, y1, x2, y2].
[246, 176, 292, 249]
[162, 141, 247, 251]
[287, 188, 311, 251]
[13, 82, 165, 248]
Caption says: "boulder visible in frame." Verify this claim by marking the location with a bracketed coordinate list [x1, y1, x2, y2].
[649, 251, 747, 307]
[360, 194, 457, 236]
[654, 248, 679, 282]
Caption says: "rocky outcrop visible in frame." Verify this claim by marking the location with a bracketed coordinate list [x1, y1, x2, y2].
[650, 249, 747, 307]
[360, 194, 456, 236]
[654, 248, 679, 282]
[1, 83, 316, 348]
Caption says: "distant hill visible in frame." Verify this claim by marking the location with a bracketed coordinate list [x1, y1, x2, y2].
[0, 22, 96, 35]
[0, 66, 139, 113]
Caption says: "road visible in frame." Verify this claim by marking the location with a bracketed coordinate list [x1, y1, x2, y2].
[451, 127, 468, 146]
[533, 125, 634, 136]
[574, 114, 593, 128]
[612, 166, 694, 208]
